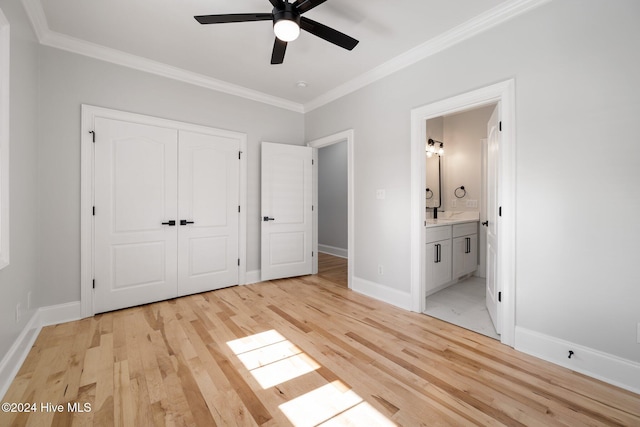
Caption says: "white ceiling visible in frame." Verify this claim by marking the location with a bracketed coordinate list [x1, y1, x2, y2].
[24, 0, 543, 111]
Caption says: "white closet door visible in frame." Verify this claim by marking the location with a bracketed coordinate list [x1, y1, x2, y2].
[94, 118, 178, 313]
[261, 142, 313, 281]
[177, 130, 240, 296]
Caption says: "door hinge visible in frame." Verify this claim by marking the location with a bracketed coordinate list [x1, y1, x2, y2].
[92, 279, 95, 289]
[92, 206, 95, 216]
[238, 205, 241, 213]
[89, 130, 95, 143]
[237, 258, 240, 266]
[238, 151, 242, 160]
[312, 251, 314, 257]
[499, 121, 502, 131]
[498, 291, 502, 302]
[499, 206, 502, 217]
[312, 159, 314, 165]
[312, 205, 314, 211]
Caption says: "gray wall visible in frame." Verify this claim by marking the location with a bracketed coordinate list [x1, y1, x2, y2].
[0, 1, 39, 358]
[305, 0, 640, 363]
[318, 141, 347, 252]
[36, 47, 304, 307]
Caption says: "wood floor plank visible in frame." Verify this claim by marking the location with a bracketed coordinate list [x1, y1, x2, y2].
[1, 256, 638, 426]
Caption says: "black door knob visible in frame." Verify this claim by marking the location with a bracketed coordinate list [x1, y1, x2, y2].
[263, 216, 275, 222]
[481, 221, 489, 227]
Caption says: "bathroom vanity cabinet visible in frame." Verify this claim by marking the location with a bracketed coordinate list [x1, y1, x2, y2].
[425, 220, 479, 296]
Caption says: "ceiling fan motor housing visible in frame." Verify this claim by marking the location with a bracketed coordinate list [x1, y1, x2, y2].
[273, 2, 301, 27]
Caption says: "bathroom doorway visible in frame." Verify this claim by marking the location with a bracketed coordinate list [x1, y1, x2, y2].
[410, 80, 517, 347]
[423, 105, 499, 339]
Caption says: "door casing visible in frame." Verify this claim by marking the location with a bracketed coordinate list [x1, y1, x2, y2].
[410, 80, 516, 347]
[80, 104, 247, 318]
[307, 130, 354, 289]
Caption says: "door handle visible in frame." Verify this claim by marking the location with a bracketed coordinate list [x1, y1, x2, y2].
[263, 216, 275, 222]
[180, 220, 195, 226]
[465, 237, 471, 254]
[161, 220, 176, 226]
[481, 221, 489, 227]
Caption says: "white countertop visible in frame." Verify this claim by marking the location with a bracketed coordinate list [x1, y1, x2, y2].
[425, 211, 479, 228]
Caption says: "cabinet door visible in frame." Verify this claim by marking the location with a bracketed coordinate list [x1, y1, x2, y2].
[425, 239, 452, 293]
[453, 234, 478, 279]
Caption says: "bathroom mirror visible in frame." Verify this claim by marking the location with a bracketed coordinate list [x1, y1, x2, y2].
[426, 154, 441, 209]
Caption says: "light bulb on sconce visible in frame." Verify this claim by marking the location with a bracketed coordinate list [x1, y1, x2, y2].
[426, 138, 444, 156]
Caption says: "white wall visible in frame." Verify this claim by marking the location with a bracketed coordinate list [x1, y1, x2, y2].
[0, 0, 39, 360]
[305, 0, 640, 367]
[36, 46, 304, 307]
[318, 141, 348, 253]
[442, 105, 494, 212]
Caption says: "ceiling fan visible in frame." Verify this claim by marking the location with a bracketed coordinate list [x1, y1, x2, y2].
[194, 0, 359, 64]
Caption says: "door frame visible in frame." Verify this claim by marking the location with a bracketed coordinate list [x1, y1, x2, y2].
[80, 105, 247, 318]
[410, 80, 516, 346]
[307, 130, 354, 289]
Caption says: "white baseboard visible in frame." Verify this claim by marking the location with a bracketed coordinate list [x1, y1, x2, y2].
[351, 276, 412, 311]
[318, 244, 348, 259]
[515, 326, 640, 394]
[0, 301, 83, 399]
[39, 301, 82, 327]
[0, 311, 41, 400]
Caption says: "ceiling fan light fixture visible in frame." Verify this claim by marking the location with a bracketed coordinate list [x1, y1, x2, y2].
[274, 18, 300, 41]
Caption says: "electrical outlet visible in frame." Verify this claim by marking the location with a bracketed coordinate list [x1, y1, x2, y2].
[377, 265, 384, 275]
[376, 189, 386, 200]
[466, 200, 478, 208]
[27, 291, 32, 310]
[451, 199, 457, 208]
[15, 303, 21, 323]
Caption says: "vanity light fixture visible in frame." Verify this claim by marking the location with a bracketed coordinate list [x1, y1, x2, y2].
[426, 138, 444, 157]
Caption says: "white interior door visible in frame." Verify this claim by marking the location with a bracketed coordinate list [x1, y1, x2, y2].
[261, 142, 313, 281]
[94, 118, 178, 313]
[486, 105, 501, 334]
[177, 130, 239, 296]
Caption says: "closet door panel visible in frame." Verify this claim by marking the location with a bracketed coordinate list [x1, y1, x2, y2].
[177, 130, 240, 296]
[94, 118, 178, 313]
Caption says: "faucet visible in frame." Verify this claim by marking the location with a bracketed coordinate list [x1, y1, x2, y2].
[433, 207, 438, 219]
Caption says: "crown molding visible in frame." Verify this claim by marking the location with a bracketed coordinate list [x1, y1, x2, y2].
[303, 0, 551, 112]
[21, 0, 550, 115]
[20, 0, 304, 113]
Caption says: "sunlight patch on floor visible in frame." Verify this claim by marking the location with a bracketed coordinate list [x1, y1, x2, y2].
[280, 381, 396, 427]
[227, 329, 319, 388]
[229, 330, 396, 426]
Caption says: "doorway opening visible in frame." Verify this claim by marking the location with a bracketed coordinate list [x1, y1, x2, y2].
[410, 80, 516, 347]
[308, 130, 354, 290]
[423, 105, 499, 340]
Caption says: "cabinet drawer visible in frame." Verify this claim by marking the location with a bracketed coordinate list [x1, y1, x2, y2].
[426, 225, 451, 243]
[453, 222, 478, 238]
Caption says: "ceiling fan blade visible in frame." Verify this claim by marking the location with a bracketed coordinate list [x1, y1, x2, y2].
[300, 17, 359, 50]
[293, 0, 328, 14]
[268, 0, 285, 8]
[271, 38, 288, 64]
[194, 13, 272, 24]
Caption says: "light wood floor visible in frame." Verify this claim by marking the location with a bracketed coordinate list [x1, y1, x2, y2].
[317, 252, 347, 288]
[2, 267, 639, 426]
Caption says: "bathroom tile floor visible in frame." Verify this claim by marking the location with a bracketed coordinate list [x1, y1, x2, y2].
[423, 276, 500, 340]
